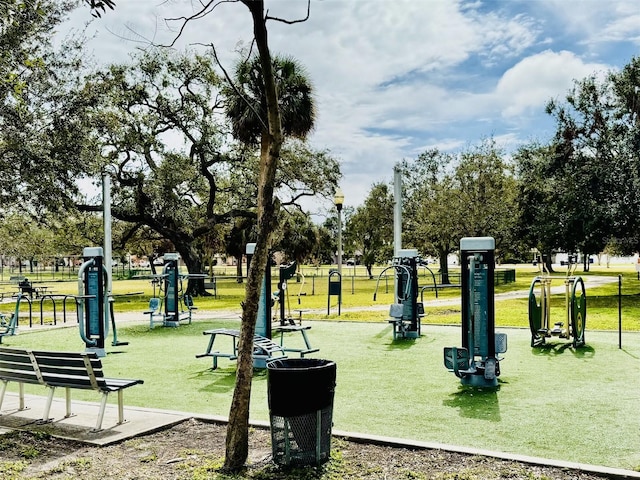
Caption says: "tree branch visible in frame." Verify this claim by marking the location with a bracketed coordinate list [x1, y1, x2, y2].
[264, 0, 310, 24]
[163, 0, 240, 47]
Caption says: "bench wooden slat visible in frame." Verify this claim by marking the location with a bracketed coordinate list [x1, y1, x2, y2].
[0, 350, 32, 363]
[0, 370, 39, 383]
[0, 348, 39, 384]
[40, 375, 96, 390]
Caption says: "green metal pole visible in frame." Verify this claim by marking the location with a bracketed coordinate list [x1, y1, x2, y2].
[618, 274, 622, 349]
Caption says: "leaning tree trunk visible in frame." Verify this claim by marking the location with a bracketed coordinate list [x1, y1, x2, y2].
[225, 0, 284, 471]
[225, 136, 282, 470]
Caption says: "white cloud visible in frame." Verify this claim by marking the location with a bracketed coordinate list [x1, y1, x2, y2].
[61, 1, 640, 208]
[495, 50, 610, 118]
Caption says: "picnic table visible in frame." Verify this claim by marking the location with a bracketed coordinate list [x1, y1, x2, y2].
[273, 325, 319, 357]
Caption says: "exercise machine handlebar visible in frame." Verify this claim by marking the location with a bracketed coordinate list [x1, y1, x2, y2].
[372, 264, 412, 302]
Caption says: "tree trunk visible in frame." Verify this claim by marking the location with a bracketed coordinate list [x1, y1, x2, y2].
[225, 0, 284, 472]
[236, 258, 244, 283]
[366, 264, 373, 280]
[177, 245, 211, 297]
[544, 253, 555, 273]
[437, 249, 450, 284]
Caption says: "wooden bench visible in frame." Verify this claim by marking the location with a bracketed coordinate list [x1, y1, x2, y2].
[0, 347, 144, 431]
[196, 328, 286, 370]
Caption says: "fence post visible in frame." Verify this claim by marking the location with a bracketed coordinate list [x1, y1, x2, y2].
[618, 274, 622, 349]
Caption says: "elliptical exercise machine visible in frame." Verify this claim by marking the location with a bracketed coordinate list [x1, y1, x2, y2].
[528, 254, 586, 348]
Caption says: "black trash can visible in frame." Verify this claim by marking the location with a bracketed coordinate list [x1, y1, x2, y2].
[267, 358, 336, 466]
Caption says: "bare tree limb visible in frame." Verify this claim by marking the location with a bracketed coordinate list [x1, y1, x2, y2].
[163, 0, 240, 47]
[265, 0, 310, 24]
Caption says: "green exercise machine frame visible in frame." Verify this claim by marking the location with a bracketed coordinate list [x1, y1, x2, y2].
[528, 255, 586, 348]
[444, 237, 507, 388]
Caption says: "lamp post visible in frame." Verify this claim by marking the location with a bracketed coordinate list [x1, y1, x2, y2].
[334, 188, 344, 275]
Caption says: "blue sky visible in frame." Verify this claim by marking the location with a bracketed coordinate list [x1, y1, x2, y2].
[64, 0, 640, 213]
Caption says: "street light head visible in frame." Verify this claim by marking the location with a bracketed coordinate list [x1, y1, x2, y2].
[334, 188, 344, 211]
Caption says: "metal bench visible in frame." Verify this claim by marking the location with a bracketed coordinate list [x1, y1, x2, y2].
[196, 328, 286, 370]
[0, 347, 143, 431]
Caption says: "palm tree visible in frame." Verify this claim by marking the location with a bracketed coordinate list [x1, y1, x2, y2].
[224, 54, 315, 147]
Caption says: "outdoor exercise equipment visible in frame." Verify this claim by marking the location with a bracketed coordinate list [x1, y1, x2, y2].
[275, 261, 305, 325]
[373, 248, 423, 340]
[246, 243, 272, 339]
[444, 237, 507, 388]
[163, 252, 182, 327]
[197, 244, 318, 370]
[77, 247, 132, 355]
[528, 254, 586, 348]
[0, 294, 25, 343]
[77, 247, 110, 357]
[147, 253, 203, 328]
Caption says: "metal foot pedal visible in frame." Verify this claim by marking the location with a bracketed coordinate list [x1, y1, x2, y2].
[551, 322, 564, 335]
[444, 347, 469, 372]
[484, 358, 496, 380]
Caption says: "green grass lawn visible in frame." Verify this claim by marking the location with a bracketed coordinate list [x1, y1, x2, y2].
[1, 263, 640, 471]
[2, 318, 639, 471]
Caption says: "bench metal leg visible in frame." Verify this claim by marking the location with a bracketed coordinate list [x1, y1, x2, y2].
[42, 386, 55, 422]
[65, 387, 72, 418]
[0, 380, 6, 411]
[95, 392, 109, 432]
[117, 389, 124, 424]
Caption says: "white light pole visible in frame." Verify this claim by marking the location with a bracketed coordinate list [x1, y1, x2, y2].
[334, 188, 344, 275]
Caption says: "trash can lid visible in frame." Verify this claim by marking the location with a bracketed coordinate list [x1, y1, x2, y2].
[267, 358, 335, 370]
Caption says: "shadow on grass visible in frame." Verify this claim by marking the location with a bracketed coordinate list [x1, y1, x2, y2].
[387, 334, 437, 350]
[192, 366, 269, 394]
[189, 360, 274, 394]
[442, 386, 501, 422]
[531, 342, 595, 358]
[374, 325, 393, 339]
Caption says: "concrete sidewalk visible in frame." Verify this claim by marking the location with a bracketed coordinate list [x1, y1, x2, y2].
[0, 392, 191, 446]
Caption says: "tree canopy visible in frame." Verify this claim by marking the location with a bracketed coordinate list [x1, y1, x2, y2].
[518, 56, 640, 267]
[345, 183, 393, 278]
[402, 139, 518, 280]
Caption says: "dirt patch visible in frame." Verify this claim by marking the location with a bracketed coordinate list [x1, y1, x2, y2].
[0, 418, 626, 479]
